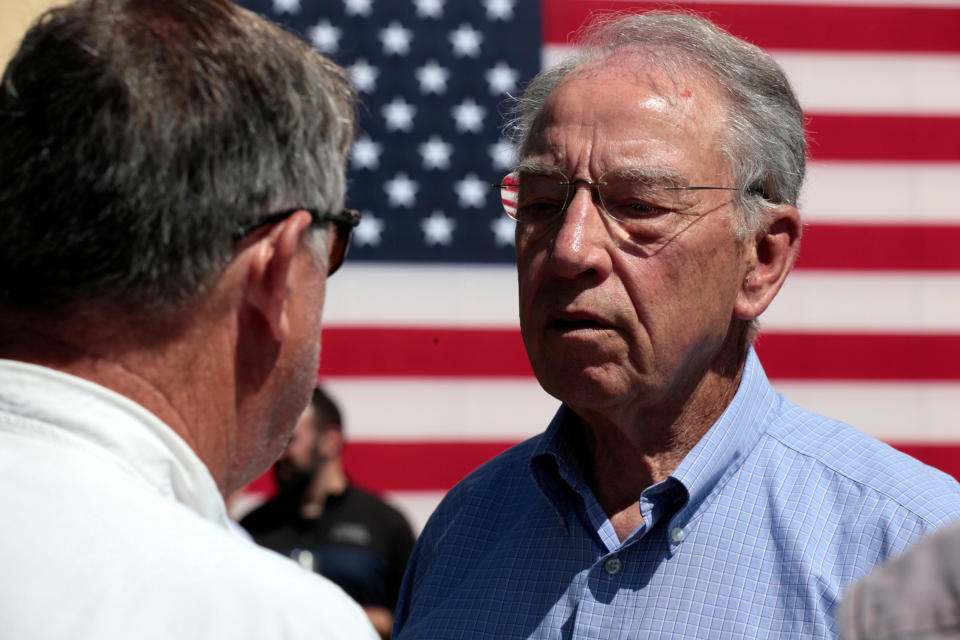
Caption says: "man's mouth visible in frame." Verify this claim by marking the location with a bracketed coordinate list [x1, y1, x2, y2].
[547, 312, 614, 332]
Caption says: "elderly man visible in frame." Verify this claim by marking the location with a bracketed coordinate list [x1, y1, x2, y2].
[393, 12, 960, 640]
[0, 0, 375, 638]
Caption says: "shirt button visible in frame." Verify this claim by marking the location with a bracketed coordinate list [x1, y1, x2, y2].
[670, 527, 685, 543]
[603, 556, 623, 575]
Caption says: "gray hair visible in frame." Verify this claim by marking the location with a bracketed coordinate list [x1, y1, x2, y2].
[508, 11, 806, 237]
[0, 0, 356, 312]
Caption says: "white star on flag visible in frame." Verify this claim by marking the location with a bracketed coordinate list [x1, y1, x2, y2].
[343, 0, 373, 17]
[490, 215, 515, 247]
[385, 173, 418, 208]
[349, 58, 379, 94]
[414, 0, 444, 19]
[350, 136, 383, 170]
[349, 58, 380, 93]
[353, 213, 385, 247]
[452, 98, 486, 133]
[380, 21, 413, 56]
[415, 60, 450, 95]
[454, 173, 488, 208]
[488, 138, 515, 171]
[449, 23, 483, 58]
[419, 136, 454, 170]
[485, 61, 519, 95]
[308, 20, 341, 53]
[382, 96, 416, 132]
[421, 211, 456, 245]
[272, 0, 300, 14]
[484, 0, 515, 21]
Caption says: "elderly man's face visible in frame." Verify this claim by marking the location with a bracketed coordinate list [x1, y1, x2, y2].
[516, 62, 754, 416]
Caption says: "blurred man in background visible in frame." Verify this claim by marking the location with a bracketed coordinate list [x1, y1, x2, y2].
[840, 520, 960, 639]
[243, 387, 416, 638]
[0, 0, 375, 637]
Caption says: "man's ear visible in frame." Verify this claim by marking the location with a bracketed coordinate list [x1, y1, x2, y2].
[240, 210, 315, 341]
[734, 204, 802, 321]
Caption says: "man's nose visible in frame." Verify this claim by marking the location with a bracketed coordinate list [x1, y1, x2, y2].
[548, 185, 613, 279]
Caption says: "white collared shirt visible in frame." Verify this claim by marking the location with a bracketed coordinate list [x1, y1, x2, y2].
[0, 359, 377, 639]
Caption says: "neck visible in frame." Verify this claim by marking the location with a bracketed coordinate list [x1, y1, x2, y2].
[571, 332, 749, 539]
[0, 310, 238, 495]
[299, 460, 349, 519]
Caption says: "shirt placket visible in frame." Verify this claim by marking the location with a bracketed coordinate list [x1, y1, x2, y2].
[567, 483, 686, 639]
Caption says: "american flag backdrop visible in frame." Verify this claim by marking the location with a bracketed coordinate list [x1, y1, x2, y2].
[233, 0, 960, 531]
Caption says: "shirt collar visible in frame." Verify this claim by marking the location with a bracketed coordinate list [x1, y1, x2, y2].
[0, 359, 230, 527]
[667, 347, 778, 515]
[529, 347, 778, 527]
[529, 405, 591, 530]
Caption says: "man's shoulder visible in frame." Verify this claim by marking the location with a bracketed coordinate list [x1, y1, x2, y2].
[341, 485, 414, 531]
[413, 435, 543, 548]
[113, 523, 377, 637]
[763, 395, 960, 522]
[0, 451, 375, 638]
[239, 491, 296, 532]
[439, 434, 542, 506]
[345, 485, 405, 515]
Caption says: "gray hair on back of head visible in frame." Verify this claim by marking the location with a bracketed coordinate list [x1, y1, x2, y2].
[0, 0, 356, 313]
[507, 11, 806, 238]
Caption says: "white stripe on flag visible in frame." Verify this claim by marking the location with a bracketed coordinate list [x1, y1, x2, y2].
[803, 162, 960, 224]
[325, 265, 960, 332]
[324, 377, 960, 443]
[324, 379, 556, 441]
[765, 271, 960, 333]
[777, 381, 960, 442]
[542, 46, 960, 114]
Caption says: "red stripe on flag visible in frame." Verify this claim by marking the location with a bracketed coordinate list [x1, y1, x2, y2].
[320, 328, 960, 381]
[796, 224, 960, 271]
[320, 327, 534, 377]
[807, 115, 960, 162]
[892, 444, 960, 481]
[340, 440, 960, 491]
[755, 334, 960, 381]
[541, 1, 960, 53]
[343, 441, 518, 492]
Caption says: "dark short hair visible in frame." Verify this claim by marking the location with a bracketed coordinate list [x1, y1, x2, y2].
[309, 386, 343, 434]
[0, 0, 356, 312]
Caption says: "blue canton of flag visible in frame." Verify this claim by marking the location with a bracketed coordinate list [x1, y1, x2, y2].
[238, 0, 541, 263]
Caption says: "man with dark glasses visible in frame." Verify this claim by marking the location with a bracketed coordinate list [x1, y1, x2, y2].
[0, 1, 374, 637]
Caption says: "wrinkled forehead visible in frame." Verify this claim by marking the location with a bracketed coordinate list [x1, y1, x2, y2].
[520, 53, 731, 177]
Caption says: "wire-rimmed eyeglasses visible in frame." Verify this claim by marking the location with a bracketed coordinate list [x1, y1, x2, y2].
[236, 208, 361, 275]
[492, 171, 749, 224]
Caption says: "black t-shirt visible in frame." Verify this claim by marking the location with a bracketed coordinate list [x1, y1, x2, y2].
[240, 485, 416, 609]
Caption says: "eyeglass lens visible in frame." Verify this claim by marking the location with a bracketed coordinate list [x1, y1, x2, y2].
[496, 170, 741, 226]
[498, 171, 683, 223]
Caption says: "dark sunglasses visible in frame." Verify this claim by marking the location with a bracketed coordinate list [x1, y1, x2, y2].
[236, 208, 361, 275]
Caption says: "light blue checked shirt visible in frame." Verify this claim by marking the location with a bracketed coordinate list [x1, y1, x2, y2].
[394, 349, 960, 639]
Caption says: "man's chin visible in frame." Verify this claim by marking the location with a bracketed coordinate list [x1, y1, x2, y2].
[537, 362, 641, 407]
